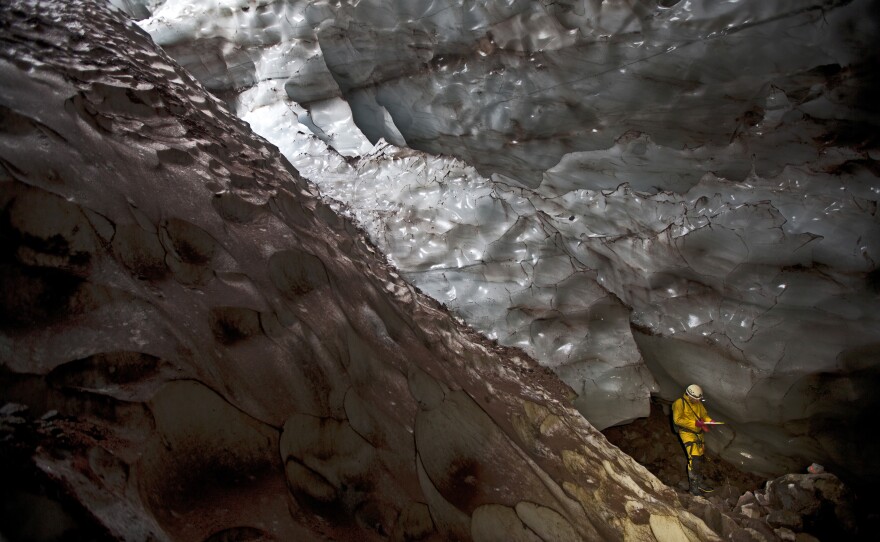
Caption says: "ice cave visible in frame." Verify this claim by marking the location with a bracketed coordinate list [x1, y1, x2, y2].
[1, 0, 878, 540]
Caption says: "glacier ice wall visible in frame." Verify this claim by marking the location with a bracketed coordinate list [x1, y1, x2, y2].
[132, 0, 880, 482]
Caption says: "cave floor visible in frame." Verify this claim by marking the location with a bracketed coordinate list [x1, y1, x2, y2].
[602, 400, 768, 507]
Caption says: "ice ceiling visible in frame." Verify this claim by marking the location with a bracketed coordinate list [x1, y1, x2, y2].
[117, 0, 880, 479]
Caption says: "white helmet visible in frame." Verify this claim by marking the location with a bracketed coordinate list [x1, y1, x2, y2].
[686, 384, 704, 401]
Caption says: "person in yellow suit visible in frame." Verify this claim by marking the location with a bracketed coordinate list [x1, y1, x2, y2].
[672, 384, 715, 495]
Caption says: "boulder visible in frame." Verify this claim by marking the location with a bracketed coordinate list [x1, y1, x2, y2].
[761, 473, 857, 537]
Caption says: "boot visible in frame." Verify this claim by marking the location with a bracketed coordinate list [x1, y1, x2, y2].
[690, 456, 714, 494]
[687, 467, 701, 496]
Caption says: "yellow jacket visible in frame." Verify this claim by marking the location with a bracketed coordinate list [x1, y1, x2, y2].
[672, 395, 713, 433]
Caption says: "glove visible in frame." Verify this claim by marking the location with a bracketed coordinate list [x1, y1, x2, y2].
[696, 420, 710, 432]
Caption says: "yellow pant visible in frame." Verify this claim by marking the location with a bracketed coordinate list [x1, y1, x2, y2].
[679, 430, 705, 470]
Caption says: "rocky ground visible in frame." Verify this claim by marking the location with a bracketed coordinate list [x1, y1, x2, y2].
[603, 399, 877, 541]
[603, 401, 767, 498]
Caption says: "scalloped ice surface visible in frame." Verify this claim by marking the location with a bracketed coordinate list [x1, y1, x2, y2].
[129, 0, 880, 485]
[0, 1, 793, 541]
